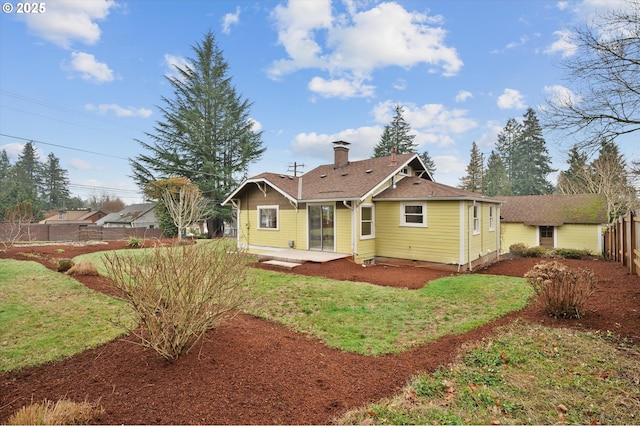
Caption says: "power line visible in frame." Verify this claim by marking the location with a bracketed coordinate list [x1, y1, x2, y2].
[0, 133, 129, 160]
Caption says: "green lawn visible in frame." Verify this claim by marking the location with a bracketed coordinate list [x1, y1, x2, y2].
[0, 259, 132, 372]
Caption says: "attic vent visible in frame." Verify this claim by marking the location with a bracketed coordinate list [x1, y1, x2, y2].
[365, 169, 372, 173]
[279, 175, 285, 178]
[412, 180, 421, 185]
[320, 174, 327, 178]
[341, 172, 348, 176]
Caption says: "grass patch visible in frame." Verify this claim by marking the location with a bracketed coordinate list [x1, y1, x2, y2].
[336, 320, 640, 425]
[0, 259, 132, 372]
[246, 270, 530, 355]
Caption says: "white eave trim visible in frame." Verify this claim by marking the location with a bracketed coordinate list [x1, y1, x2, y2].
[363, 153, 422, 201]
[222, 178, 298, 206]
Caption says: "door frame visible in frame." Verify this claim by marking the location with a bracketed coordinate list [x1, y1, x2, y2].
[307, 202, 336, 252]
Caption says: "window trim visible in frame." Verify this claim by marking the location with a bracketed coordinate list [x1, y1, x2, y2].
[489, 205, 495, 231]
[360, 203, 375, 239]
[257, 205, 279, 230]
[473, 204, 480, 235]
[400, 203, 427, 227]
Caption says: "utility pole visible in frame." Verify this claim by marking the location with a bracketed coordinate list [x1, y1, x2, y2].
[288, 162, 305, 177]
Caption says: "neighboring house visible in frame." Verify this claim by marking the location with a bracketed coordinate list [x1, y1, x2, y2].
[95, 203, 158, 229]
[40, 208, 106, 224]
[223, 141, 503, 270]
[498, 194, 608, 254]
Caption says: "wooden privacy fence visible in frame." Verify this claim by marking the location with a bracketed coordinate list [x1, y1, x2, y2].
[603, 210, 639, 276]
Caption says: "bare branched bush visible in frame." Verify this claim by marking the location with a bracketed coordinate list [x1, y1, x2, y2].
[7, 398, 103, 425]
[524, 260, 597, 318]
[102, 240, 251, 360]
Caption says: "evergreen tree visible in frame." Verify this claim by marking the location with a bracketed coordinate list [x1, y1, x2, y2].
[483, 150, 511, 196]
[512, 108, 554, 195]
[557, 144, 589, 194]
[0, 150, 10, 181]
[495, 118, 522, 183]
[459, 142, 484, 193]
[131, 31, 265, 236]
[419, 150, 436, 177]
[41, 153, 71, 210]
[372, 105, 417, 157]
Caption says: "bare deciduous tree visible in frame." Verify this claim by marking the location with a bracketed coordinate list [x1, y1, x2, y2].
[543, 1, 640, 147]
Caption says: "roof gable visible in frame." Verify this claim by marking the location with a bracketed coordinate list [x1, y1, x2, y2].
[374, 176, 502, 202]
[498, 194, 608, 225]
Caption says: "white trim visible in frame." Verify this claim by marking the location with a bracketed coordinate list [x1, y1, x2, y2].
[489, 205, 495, 231]
[257, 205, 279, 230]
[360, 203, 375, 239]
[400, 202, 427, 227]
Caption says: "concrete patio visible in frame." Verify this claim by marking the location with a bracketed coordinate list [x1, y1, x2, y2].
[252, 248, 350, 269]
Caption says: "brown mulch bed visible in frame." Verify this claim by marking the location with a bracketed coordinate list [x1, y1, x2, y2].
[1, 242, 639, 424]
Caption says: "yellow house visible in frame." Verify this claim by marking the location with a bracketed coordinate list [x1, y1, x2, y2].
[223, 141, 503, 270]
[498, 194, 608, 255]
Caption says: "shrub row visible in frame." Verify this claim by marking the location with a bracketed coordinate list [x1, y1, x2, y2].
[509, 243, 592, 259]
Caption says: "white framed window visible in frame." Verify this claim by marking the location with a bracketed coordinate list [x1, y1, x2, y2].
[489, 206, 495, 231]
[360, 204, 375, 239]
[401, 203, 427, 227]
[257, 205, 279, 230]
[473, 204, 480, 234]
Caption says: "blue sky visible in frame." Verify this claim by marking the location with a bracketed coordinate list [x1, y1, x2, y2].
[1, 0, 637, 204]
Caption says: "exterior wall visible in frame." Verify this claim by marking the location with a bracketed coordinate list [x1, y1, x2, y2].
[334, 203, 352, 255]
[462, 202, 501, 269]
[557, 223, 603, 254]
[500, 223, 538, 253]
[236, 185, 301, 249]
[354, 198, 376, 263]
[374, 200, 462, 265]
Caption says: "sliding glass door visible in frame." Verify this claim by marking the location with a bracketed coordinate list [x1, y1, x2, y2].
[308, 204, 335, 251]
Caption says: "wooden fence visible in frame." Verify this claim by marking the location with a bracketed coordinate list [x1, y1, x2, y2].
[603, 210, 639, 276]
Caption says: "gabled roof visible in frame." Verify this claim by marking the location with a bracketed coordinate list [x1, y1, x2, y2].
[96, 203, 155, 225]
[40, 209, 105, 224]
[497, 194, 608, 225]
[224, 152, 426, 204]
[374, 176, 502, 202]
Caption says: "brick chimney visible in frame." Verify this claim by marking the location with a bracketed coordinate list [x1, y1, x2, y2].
[333, 141, 350, 169]
[389, 147, 398, 166]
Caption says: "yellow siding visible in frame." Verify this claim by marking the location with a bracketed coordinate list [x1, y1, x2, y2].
[335, 204, 353, 255]
[557, 224, 602, 254]
[501, 223, 538, 253]
[375, 201, 462, 264]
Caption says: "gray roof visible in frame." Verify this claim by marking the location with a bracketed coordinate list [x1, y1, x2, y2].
[96, 203, 155, 225]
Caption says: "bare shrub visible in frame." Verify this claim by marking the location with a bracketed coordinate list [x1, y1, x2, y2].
[102, 240, 251, 361]
[66, 261, 100, 276]
[7, 398, 103, 425]
[524, 260, 597, 318]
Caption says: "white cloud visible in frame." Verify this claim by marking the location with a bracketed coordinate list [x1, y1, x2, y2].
[372, 100, 477, 147]
[85, 103, 152, 118]
[0, 143, 26, 160]
[65, 51, 114, 83]
[249, 118, 262, 132]
[392, 79, 407, 91]
[21, 0, 116, 49]
[269, 1, 462, 99]
[455, 90, 473, 103]
[556, 1, 569, 11]
[497, 88, 526, 110]
[544, 84, 582, 108]
[164, 53, 189, 80]
[291, 126, 383, 161]
[308, 76, 375, 98]
[222, 7, 241, 34]
[68, 158, 94, 170]
[545, 29, 577, 57]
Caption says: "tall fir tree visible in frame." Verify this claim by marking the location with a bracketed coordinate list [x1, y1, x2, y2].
[131, 31, 265, 236]
[459, 142, 484, 193]
[419, 150, 437, 177]
[495, 118, 522, 184]
[13, 141, 43, 209]
[557, 144, 589, 194]
[41, 153, 71, 210]
[483, 150, 511, 196]
[512, 108, 554, 195]
[372, 105, 417, 157]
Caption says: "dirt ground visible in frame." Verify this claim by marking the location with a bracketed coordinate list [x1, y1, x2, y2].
[1, 241, 639, 425]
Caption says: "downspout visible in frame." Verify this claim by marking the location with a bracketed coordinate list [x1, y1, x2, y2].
[468, 202, 473, 271]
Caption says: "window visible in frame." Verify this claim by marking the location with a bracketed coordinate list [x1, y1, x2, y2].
[489, 206, 495, 231]
[360, 204, 374, 238]
[473, 205, 480, 234]
[257, 205, 278, 230]
[401, 203, 426, 227]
